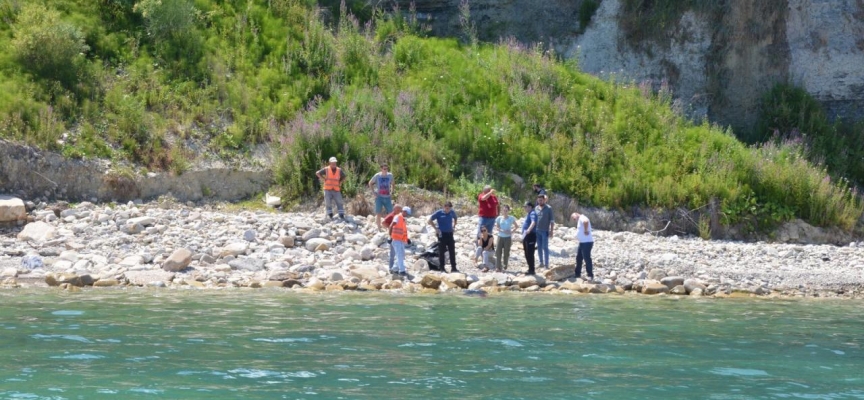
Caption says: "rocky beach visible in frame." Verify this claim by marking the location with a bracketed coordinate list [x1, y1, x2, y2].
[2, 196, 863, 299]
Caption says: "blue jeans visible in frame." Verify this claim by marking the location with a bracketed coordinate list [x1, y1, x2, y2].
[477, 217, 496, 238]
[392, 240, 406, 273]
[389, 242, 395, 271]
[576, 241, 594, 278]
[536, 230, 550, 267]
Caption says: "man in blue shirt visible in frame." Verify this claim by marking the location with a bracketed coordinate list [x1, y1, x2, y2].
[521, 201, 538, 275]
[428, 201, 459, 273]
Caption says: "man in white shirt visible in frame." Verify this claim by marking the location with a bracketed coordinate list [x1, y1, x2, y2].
[570, 211, 594, 281]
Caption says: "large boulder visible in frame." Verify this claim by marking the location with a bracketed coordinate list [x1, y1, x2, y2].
[443, 273, 469, 289]
[0, 196, 26, 223]
[162, 248, 193, 272]
[420, 274, 443, 289]
[660, 276, 685, 289]
[17, 222, 57, 242]
[642, 280, 670, 295]
[684, 278, 707, 294]
[545, 265, 575, 281]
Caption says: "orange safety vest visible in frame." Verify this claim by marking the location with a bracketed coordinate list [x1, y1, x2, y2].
[391, 215, 408, 242]
[323, 167, 341, 191]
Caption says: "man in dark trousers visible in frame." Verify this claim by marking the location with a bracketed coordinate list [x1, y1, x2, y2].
[428, 201, 459, 273]
[521, 201, 538, 275]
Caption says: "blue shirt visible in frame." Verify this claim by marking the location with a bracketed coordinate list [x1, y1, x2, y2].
[429, 209, 457, 232]
[522, 210, 537, 234]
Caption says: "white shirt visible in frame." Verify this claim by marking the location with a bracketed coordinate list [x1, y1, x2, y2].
[575, 214, 593, 243]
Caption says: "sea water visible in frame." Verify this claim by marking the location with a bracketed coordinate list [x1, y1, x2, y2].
[1, 290, 862, 399]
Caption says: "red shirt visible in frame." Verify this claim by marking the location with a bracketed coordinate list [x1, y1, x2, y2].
[478, 192, 499, 218]
[382, 211, 397, 228]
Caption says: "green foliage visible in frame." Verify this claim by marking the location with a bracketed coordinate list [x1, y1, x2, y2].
[578, 0, 599, 32]
[133, 0, 195, 41]
[10, 3, 89, 88]
[754, 83, 864, 188]
[619, 0, 720, 46]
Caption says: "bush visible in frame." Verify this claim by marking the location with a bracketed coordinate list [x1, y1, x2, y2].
[11, 4, 89, 88]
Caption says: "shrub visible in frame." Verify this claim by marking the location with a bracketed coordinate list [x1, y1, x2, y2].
[11, 4, 89, 88]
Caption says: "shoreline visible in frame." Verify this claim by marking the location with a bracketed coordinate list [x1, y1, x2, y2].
[2, 199, 864, 299]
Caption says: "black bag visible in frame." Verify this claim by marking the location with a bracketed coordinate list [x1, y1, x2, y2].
[421, 241, 443, 271]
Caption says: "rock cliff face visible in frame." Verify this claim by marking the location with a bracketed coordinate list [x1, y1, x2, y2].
[380, 0, 864, 132]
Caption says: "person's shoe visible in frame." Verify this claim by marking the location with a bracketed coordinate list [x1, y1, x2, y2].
[328, 213, 334, 219]
[399, 271, 408, 277]
[450, 268, 459, 273]
[338, 214, 345, 220]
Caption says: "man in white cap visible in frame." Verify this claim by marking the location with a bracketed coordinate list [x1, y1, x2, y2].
[315, 156, 346, 219]
[389, 204, 412, 276]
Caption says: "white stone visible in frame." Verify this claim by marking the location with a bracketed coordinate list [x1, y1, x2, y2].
[0, 196, 26, 223]
[17, 222, 57, 242]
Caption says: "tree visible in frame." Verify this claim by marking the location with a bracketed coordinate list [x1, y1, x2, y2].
[11, 4, 89, 87]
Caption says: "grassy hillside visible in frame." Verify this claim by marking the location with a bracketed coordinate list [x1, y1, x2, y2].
[0, 0, 861, 232]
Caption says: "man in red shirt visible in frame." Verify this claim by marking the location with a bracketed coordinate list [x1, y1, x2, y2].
[477, 185, 499, 239]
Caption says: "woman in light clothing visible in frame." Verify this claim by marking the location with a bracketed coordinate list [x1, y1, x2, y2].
[570, 211, 594, 280]
[494, 205, 516, 271]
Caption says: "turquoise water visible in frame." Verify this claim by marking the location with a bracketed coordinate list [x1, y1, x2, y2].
[1, 290, 863, 399]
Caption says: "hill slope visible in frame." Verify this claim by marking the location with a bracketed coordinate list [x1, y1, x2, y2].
[0, 0, 860, 233]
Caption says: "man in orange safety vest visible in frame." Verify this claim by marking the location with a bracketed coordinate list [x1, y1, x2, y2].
[315, 156, 346, 220]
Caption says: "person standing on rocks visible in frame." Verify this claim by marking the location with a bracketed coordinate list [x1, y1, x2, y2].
[521, 201, 538, 275]
[368, 163, 394, 231]
[477, 185, 499, 238]
[570, 211, 594, 281]
[494, 204, 516, 271]
[535, 194, 554, 270]
[390, 205, 412, 276]
[428, 201, 459, 273]
[382, 204, 403, 273]
[315, 157, 346, 220]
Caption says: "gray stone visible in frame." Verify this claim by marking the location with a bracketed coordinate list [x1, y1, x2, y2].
[350, 266, 381, 281]
[647, 269, 667, 280]
[219, 243, 248, 257]
[163, 248, 193, 272]
[670, 285, 688, 295]
[304, 238, 332, 252]
[660, 276, 685, 289]
[228, 257, 265, 272]
[684, 278, 707, 294]
[17, 222, 57, 242]
[302, 228, 322, 241]
[124, 270, 176, 286]
[642, 281, 669, 295]
[243, 229, 257, 242]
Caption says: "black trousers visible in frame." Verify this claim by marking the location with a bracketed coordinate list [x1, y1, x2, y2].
[522, 231, 537, 274]
[576, 241, 594, 278]
[438, 232, 457, 272]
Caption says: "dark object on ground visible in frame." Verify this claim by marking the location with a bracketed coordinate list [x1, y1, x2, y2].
[421, 241, 446, 271]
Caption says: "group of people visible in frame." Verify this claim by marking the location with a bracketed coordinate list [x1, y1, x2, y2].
[316, 157, 595, 279]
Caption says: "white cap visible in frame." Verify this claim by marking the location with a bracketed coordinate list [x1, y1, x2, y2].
[402, 206, 412, 215]
[328, 156, 338, 163]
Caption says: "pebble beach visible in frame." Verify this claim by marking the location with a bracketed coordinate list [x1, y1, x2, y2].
[2, 198, 864, 299]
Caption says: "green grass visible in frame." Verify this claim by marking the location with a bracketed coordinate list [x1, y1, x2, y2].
[0, 0, 861, 232]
